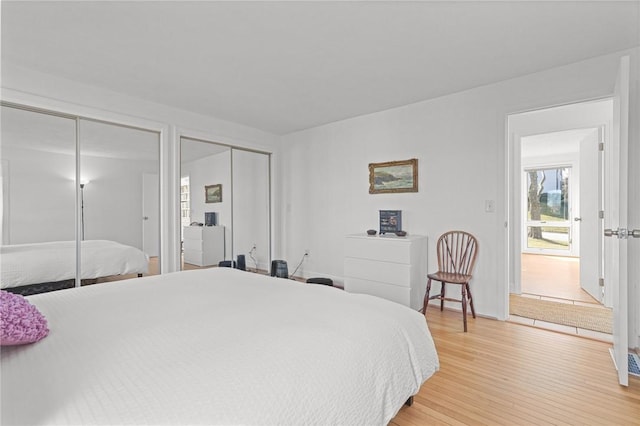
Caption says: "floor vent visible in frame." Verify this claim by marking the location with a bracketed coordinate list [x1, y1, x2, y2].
[630, 353, 640, 377]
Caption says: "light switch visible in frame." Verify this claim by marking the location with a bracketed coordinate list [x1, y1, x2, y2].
[484, 200, 495, 213]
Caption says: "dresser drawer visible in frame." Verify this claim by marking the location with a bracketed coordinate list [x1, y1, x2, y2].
[183, 238, 204, 251]
[344, 257, 411, 287]
[344, 237, 411, 263]
[345, 277, 411, 307]
[183, 249, 204, 266]
[183, 226, 204, 240]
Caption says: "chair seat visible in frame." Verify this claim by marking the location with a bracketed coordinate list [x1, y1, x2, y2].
[427, 271, 472, 284]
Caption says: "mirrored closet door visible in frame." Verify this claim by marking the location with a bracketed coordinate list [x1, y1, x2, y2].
[1, 106, 77, 292]
[1, 104, 161, 295]
[179, 137, 270, 272]
[232, 149, 270, 272]
[79, 119, 160, 282]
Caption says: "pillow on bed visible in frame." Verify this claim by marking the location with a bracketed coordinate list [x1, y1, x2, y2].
[1, 290, 49, 346]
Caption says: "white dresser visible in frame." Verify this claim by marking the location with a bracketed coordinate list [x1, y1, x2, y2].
[183, 226, 225, 267]
[344, 234, 427, 311]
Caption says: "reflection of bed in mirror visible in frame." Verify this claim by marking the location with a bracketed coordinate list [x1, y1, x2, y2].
[1, 240, 149, 296]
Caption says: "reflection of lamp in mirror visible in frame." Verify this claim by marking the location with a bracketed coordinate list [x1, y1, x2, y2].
[80, 181, 89, 240]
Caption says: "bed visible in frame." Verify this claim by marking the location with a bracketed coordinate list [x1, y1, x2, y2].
[1, 240, 149, 295]
[1, 267, 439, 425]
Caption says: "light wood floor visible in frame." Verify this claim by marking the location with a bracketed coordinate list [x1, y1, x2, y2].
[521, 253, 595, 303]
[390, 307, 640, 425]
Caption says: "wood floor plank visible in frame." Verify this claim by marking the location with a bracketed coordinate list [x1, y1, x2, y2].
[389, 307, 640, 425]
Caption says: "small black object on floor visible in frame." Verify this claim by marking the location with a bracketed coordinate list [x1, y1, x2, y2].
[271, 260, 289, 278]
[306, 277, 333, 286]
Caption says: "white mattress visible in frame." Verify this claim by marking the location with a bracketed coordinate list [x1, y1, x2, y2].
[1, 240, 149, 289]
[1, 268, 439, 425]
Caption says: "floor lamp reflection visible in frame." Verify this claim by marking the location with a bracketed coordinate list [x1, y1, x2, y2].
[80, 182, 87, 240]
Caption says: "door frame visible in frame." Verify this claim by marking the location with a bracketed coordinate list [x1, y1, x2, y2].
[506, 98, 613, 297]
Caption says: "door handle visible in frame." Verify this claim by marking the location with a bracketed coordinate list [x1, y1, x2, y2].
[604, 228, 640, 238]
[574, 217, 582, 222]
[143, 216, 149, 220]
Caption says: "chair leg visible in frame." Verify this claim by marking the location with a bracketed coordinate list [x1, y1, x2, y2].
[466, 282, 476, 318]
[461, 283, 468, 332]
[439, 282, 445, 311]
[422, 278, 432, 314]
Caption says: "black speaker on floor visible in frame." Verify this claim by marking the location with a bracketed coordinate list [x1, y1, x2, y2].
[236, 255, 246, 271]
[306, 277, 333, 286]
[270, 260, 288, 278]
[218, 260, 236, 268]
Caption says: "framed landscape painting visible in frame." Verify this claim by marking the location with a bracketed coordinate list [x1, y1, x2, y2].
[369, 159, 418, 194]
[205, 184, 222, 203]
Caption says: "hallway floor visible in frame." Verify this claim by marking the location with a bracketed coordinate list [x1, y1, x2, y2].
[510, 253, 611, 342]
[520, 253, 597, 303]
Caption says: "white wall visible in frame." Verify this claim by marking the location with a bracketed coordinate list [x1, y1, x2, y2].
[82, 154, 158, 250]
[182, 151, 232, 258]
[278, 49, 639, 347]
[4, 146, 76, 244]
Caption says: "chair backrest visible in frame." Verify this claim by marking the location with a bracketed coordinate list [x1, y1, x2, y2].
[436, 231, 478, 276]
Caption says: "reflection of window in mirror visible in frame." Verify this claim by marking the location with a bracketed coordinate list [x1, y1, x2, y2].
[180, 176, 191, 240]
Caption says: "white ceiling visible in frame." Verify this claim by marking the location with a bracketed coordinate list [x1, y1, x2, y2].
[521, 128, 597, 158]
[1, 105, 160, 160]
[2, 1, 639, 135]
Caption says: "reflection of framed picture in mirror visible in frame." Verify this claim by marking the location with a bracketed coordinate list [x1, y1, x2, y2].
[369, 158, 418, 194]
[205, 184, 222, 203]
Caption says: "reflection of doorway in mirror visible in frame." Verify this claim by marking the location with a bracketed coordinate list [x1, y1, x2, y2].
[180, 176, 191, 240]
[142, 173, 159, 258]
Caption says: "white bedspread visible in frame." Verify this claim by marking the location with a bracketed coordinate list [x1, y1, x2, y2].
[1, 268, 439, 425]
[1, 240, 149, 288]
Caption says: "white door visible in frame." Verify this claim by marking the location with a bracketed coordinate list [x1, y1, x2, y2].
[142, 173, 159, 258]
[578, 129, 601, 301]
[606, 55, 629, 386]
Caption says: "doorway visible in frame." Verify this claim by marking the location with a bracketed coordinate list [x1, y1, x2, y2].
[508, 99, 613, 339]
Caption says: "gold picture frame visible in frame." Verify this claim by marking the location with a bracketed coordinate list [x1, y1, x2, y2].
[368, 159, 418, 194]
[205, 184, 222, 203]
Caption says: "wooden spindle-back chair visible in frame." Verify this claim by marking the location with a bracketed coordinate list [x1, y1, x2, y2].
[423, 231, 479, 332]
